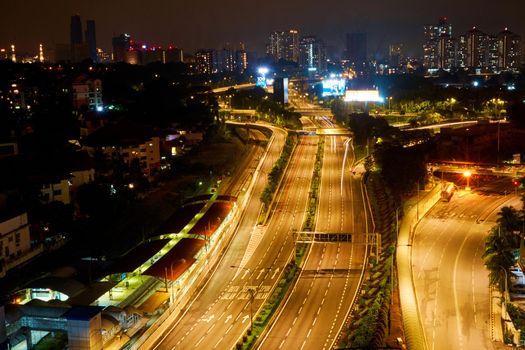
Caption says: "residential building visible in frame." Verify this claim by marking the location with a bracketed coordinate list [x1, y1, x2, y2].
[498, 28, 522, 72]
[437, 34, 455, 70]
[466, 27, 488, 70]
[195, 50, 215, 74]
[72, 76, 103, 112]
[0, 212, 41, 278]
[40, 180, 71, 205]
[81, 121, 161, 180]
[423, 17, 453, 69]
[267, 30, 300, 63]
[299, 35, 327, 73]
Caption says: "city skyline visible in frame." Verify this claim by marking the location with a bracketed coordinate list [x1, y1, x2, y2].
[2, 0, 525, 57]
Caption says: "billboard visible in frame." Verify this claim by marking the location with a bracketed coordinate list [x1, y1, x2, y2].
[322, 79, 346, 97]
[344, 90, 384, 103]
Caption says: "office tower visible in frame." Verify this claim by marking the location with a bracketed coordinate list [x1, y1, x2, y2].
[466, 27, 487, 70]
[85, 20, 97, 62]
[299, 36, 327, 73]
[112, 34, 131, 62]
[423, 17, 452, 69]
[498, 28, 522, 72]
[267, 30, 300, 63]
[70, 15, 83, 45]
[346, 32, 367, 68]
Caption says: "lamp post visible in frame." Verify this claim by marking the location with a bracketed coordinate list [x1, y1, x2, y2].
[463, 170, 472, 191]
[500, 266, 509, 302]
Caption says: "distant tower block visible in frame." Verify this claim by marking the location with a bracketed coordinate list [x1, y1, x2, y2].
[10, 44, 16, 62]
[39, 44, 44, 62]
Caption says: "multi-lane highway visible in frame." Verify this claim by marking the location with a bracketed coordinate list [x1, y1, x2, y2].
[152, 128, 318, 349]
[412, 186, 522, 350]
[258, 119, 369, 349]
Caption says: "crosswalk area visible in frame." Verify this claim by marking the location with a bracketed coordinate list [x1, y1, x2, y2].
[220, 285, 271, 300]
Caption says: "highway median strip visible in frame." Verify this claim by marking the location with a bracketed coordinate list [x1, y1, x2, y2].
[303, 136, 324, 231]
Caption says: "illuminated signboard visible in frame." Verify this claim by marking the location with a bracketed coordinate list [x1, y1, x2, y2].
[322, 79, 346, 97]
[344, 90, 384, 102]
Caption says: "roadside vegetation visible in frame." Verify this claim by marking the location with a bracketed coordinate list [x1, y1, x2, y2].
[303, 136, 324, 231]
[259, 133, 297, 220]
[236, 244, 308, 349]
[338, 172, 398, 348]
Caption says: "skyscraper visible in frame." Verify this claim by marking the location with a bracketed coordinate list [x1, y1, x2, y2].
[346, 32, 367, 69]
[85, 20, 97, 63]
[70, 15, 83, 45]
[423, 17, 452, 69]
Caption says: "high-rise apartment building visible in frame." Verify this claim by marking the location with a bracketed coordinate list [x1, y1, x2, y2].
[498, 29, 522, 72]
[455, 35, 468, 68]
[195, 50, 215, 74]
[437, 34, 455, 70]
[267, 30, 300, 63]
[423, 17, 453, 69]
[346, 32, 367, 69]
[299, 36, 327, 73]
[466, 27, 487, 70]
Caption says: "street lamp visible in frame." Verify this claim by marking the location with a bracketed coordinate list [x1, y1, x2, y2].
[463, 170, 472, 191]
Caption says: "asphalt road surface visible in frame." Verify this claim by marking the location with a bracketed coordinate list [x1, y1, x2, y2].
[152, 129, 317, 349]
[412, 187, 522, 350]
[258, 133, 369, 350]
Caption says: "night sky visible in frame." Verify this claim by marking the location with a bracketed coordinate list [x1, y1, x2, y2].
[2, 0, 524, 58]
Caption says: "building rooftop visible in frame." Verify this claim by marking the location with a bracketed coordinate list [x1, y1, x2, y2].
[63, 305, 103, 321]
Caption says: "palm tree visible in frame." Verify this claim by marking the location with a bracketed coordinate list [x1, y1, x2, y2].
[497, 206, 521, 235]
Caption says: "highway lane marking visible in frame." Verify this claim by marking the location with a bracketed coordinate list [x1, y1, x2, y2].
[225, 314, 232, 323]
[286, 328, 292, 336]
[194, 336, 205, 347]
[293, 316, 298, 325]
[453, 228, 476, 350]
[242, 315, 249, 324]
[256, 269, 264, 279]
[313, 316, 317, 325]
[271, 267, 280, 279]
[225, 324, 233, 334]
[240, 269, 249, 280]
[279, 339, 286, 349]
[213, 336, 224, 349]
